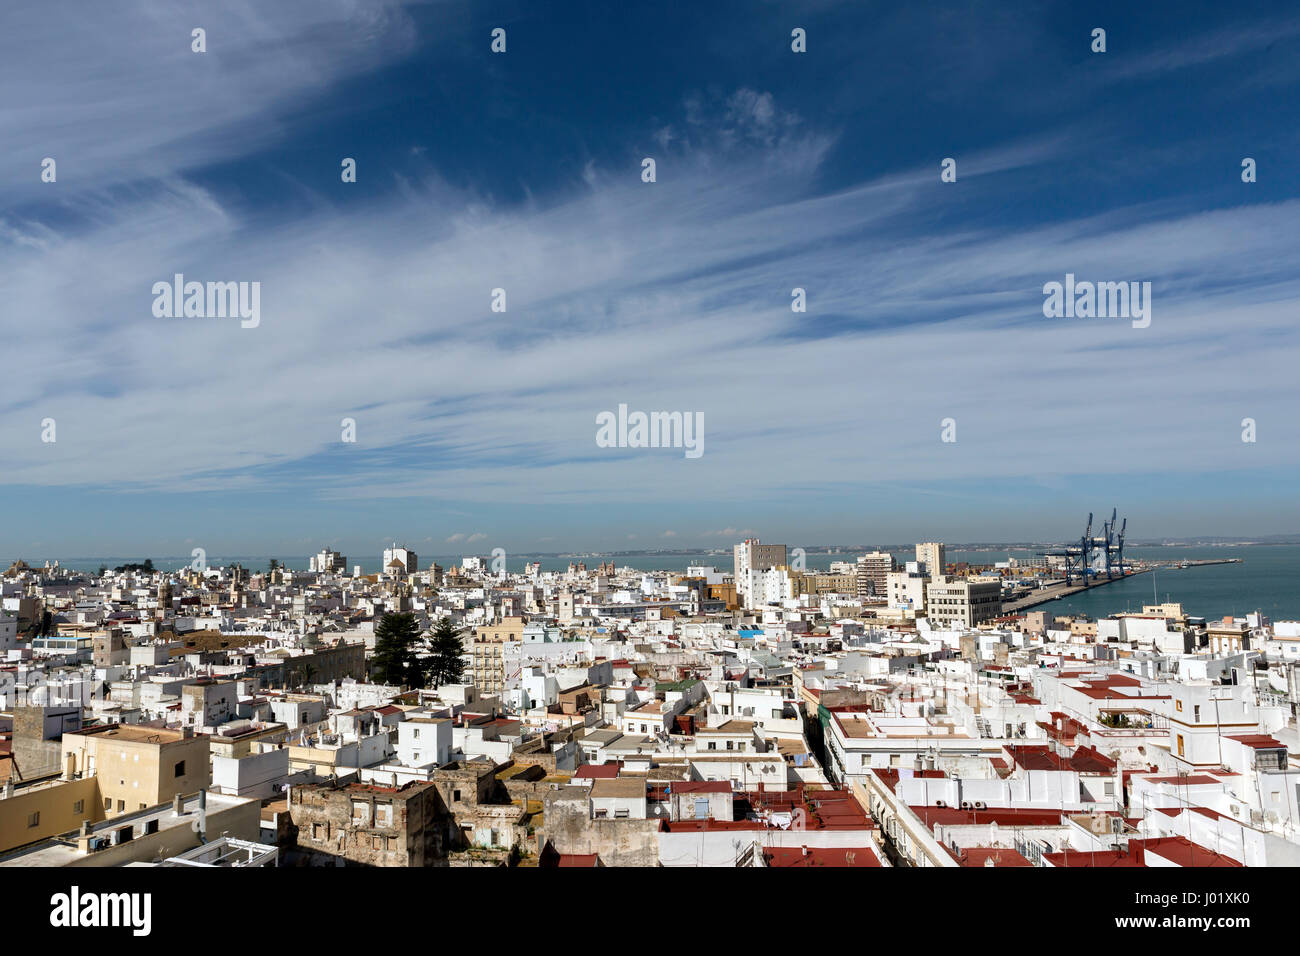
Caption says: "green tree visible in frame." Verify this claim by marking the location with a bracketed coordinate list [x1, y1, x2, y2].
[423, 616, 465, 688]
[371, 611, 422, 687]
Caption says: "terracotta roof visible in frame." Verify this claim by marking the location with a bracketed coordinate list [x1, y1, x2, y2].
[763, 847, 881, 867]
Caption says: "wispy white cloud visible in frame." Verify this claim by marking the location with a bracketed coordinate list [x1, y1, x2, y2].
[1, 7, 1297, 529]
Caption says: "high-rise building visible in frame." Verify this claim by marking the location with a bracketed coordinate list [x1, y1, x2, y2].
[916, 542, 946, 578]
[310, 548, 347, 573]
[856, 551, 895, 599]
[382, 544, 418, 575]
[734, 539, 787, 607]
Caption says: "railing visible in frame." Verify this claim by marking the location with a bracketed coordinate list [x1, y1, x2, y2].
[1013, 833, 1045, 867]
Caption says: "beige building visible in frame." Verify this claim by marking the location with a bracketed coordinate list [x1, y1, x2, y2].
[0, 776, 103, 854]
[0, 790, 260, 867]
[925, 576, 1002, 628]
[916, 542, 947, 578]
[472, 616, 524, 694]
[795, 571, 858, 597]
[61, 724, 210, 816]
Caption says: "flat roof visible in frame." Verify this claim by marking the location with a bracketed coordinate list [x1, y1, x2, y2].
[66, 724, 193, 745]
[591, 778, 647, 799]
[0, 791, 251, 868]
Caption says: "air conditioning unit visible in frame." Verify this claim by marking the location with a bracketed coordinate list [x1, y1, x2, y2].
[935, 799, 947, 808]
[973, 801, 987, 810]
[960, 801, 973, 811]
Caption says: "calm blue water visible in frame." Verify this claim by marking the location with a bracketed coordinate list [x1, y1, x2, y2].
[20, 545, 1300, 623]
[1046, 546, 1299, 622]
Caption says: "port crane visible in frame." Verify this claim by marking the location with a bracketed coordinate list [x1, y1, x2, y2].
[1039, 509, 1128, 585]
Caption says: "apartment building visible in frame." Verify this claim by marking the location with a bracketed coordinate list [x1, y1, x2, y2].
[310, 548, 347, 573]
[472, 616, 524, 694]
[734, 539, 787, 607]
[886, 562, 930, 612]
[856, 551, 896, 599]
[925, 576, 1002, 628]
[916, 542, 947, 578]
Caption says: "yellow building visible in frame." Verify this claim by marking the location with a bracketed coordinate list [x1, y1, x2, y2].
[61, 724, 210, 816]
[0, 776, 104, 854]
[472, 616, 523, 694]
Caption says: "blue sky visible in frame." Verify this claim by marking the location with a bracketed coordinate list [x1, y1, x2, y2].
[3, 0, 1300, 560]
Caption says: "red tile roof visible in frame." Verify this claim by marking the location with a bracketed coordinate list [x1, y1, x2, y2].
[573, 764, 621, 779]
[1137, 836, 1241, 868]
[949, 846, 1033, 867]
[912, 806, 1064, 828]
[763, 847, 880, 867]
[672, 781, 731, 794]
[1225, 734, 1284, 749]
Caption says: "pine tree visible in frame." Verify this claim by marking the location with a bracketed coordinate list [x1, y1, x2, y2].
[423, 616, 465, 688]
[371, 611, 421, 686]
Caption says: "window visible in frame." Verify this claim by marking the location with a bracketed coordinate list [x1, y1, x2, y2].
[412, 728, 419, 738]
[613, 809, 629, 819]
[73, 800, 84, 814]
[707, 741, 717, 751]
[1177, 734, 1185, 757]
[693, 797, 709, 819]
[1193, 705, 1201, 722]
[375, 803, 393, 828]
[351, 800, 370, 825]
[453, 789, 462, 802]
[117, 801, 125, 812]
[594, 808, 608, 819]
[413, 752, 420, 762]
[27, 811, 40, 828]
[174, 760, 186, 778]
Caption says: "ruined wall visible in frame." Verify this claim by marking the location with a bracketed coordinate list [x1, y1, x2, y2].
[540, 790, 660, 867]
[287, 782, 451, 867]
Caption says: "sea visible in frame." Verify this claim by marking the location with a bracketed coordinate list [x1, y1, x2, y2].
[19, 544, 1300, 624]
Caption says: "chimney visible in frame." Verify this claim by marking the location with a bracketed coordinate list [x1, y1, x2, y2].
[172, 792, 184, 814]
